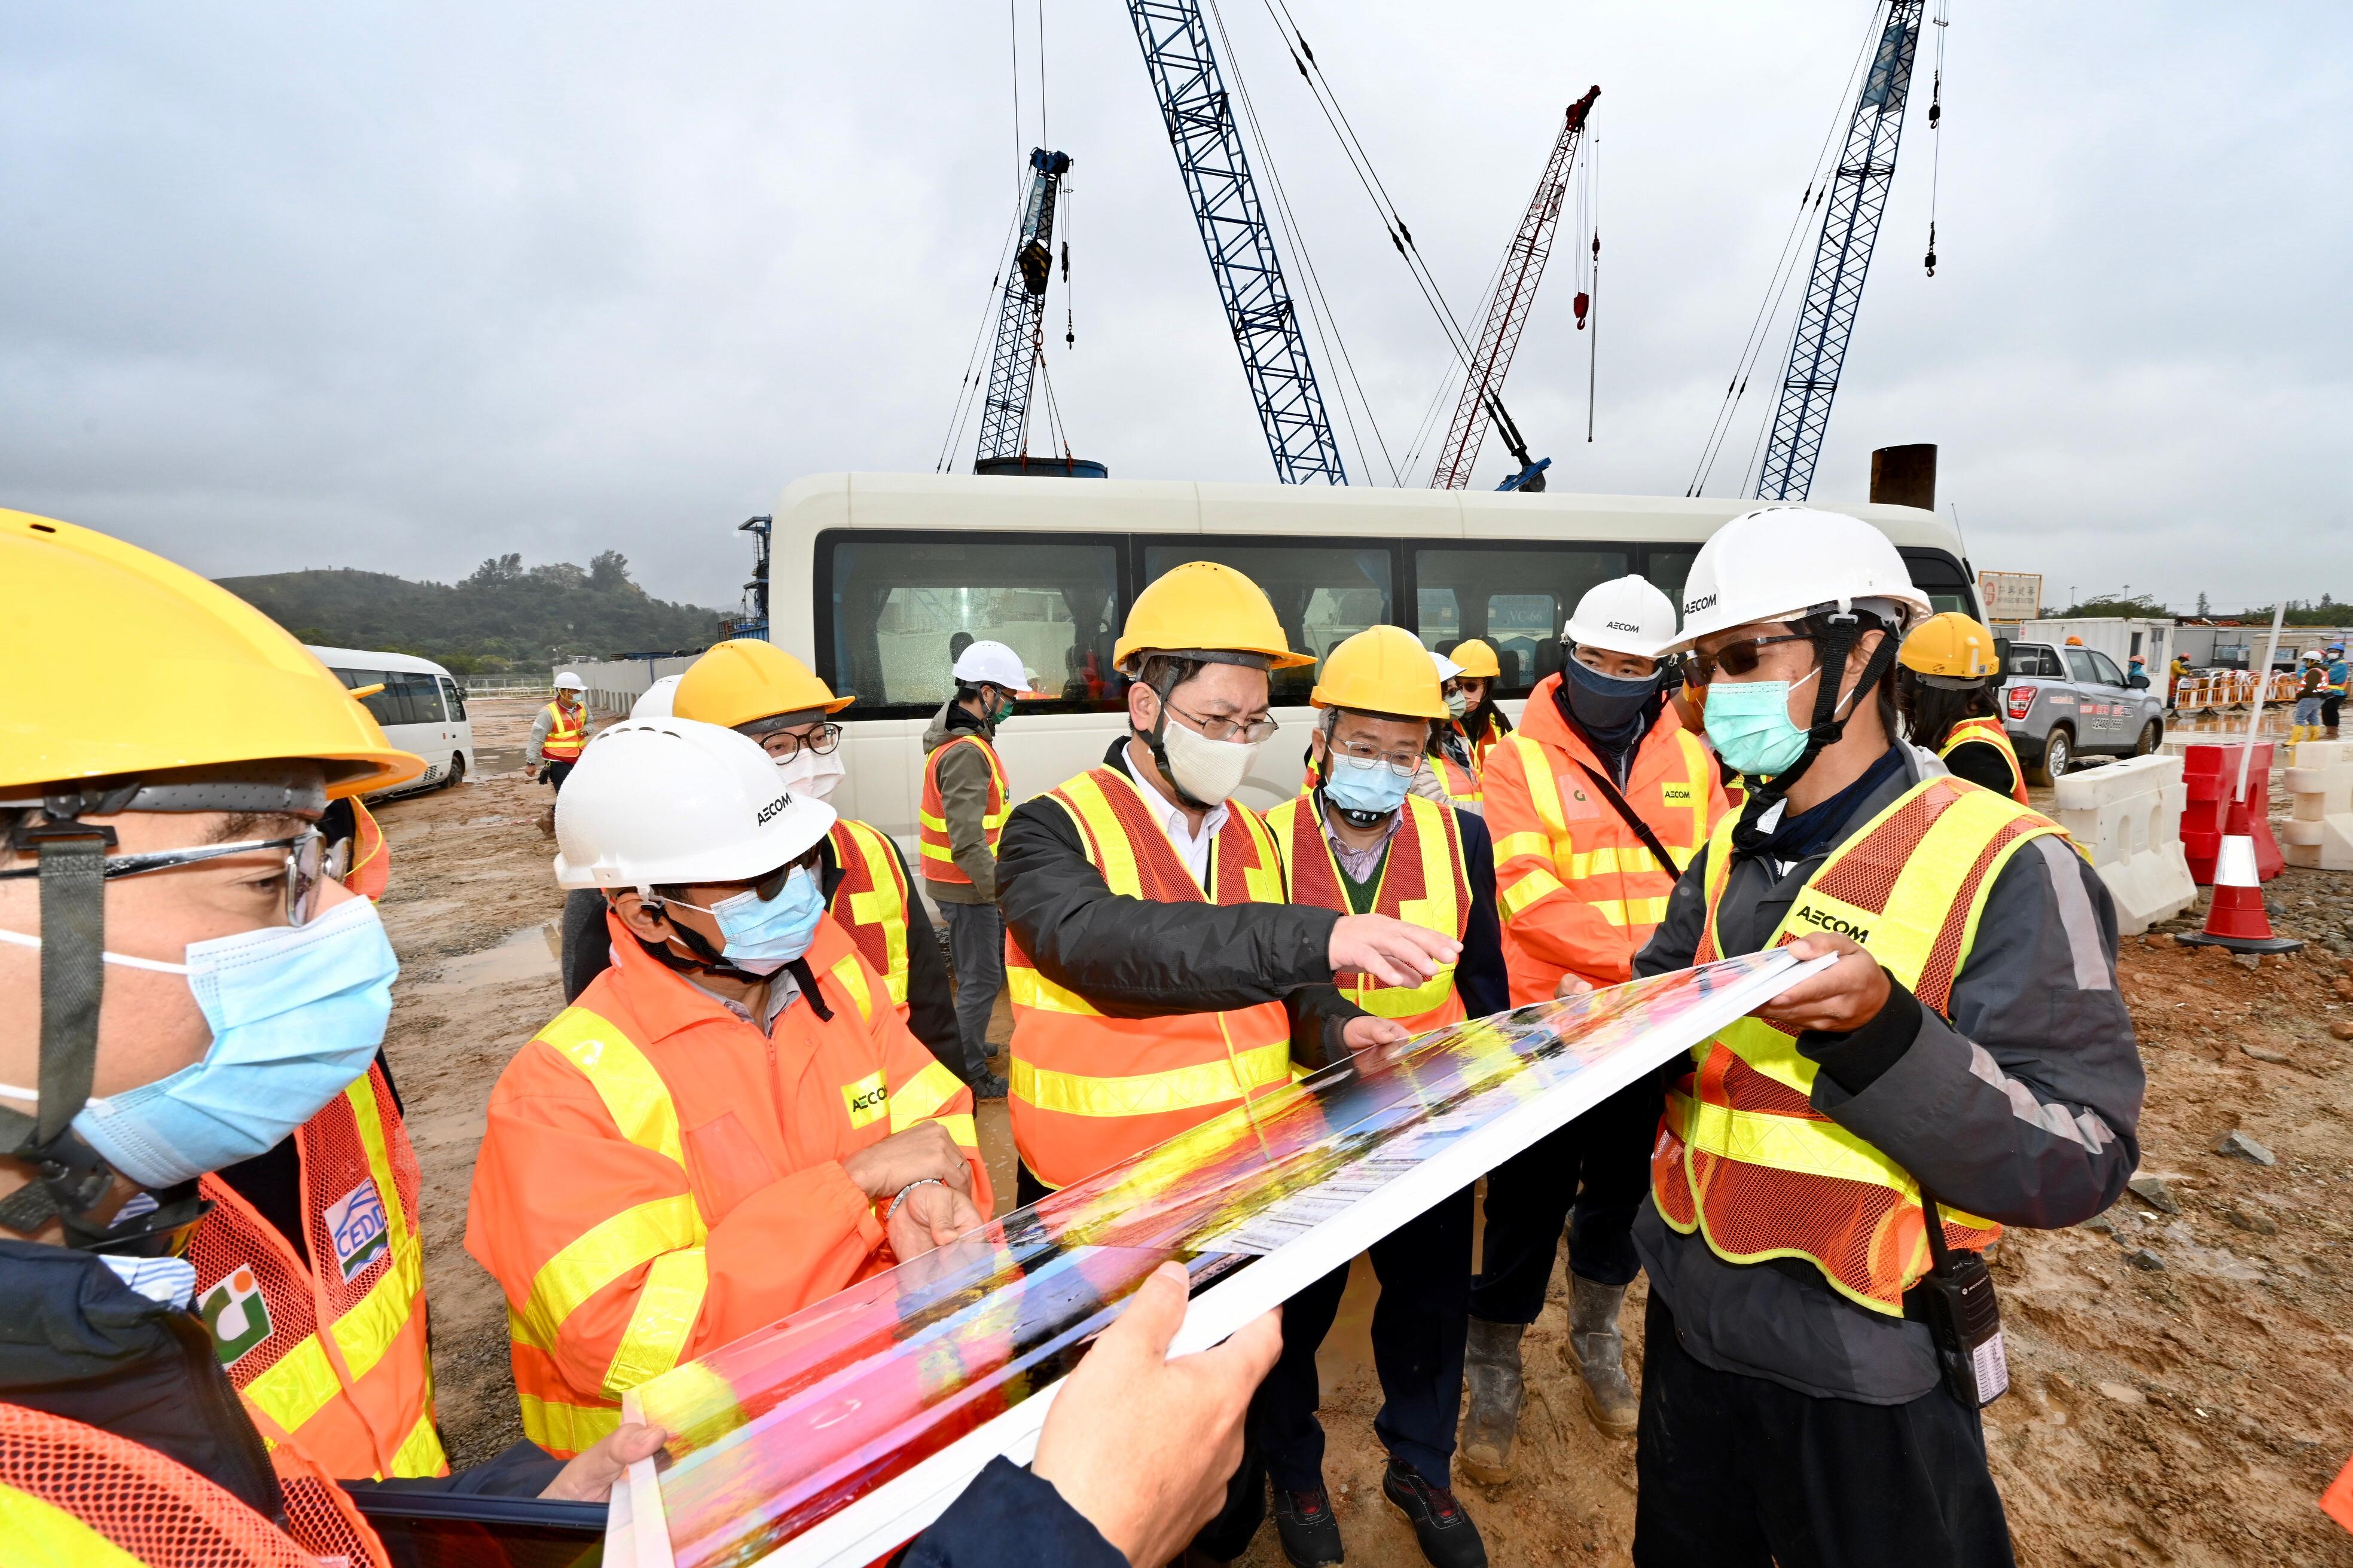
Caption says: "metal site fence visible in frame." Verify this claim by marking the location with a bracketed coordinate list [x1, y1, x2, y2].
[463, 676, 554, 696]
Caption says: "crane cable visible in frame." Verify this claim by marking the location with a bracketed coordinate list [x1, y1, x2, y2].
[1685, 2, 1891, 497]
[1923, 0, 1948, 276]
[933, 201, 1027, 473]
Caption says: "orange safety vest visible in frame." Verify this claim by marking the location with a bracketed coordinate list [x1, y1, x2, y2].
[190, 1065, 447, 1482]
[539, 699, 585, 763]
[1454, 710, 1509, 777]
[1429, 748, 1483, 811]
[829, 817, 913, 1011]
[1265, 791, 1469, 1033]
[1939, 715, 2030, 805]
[1006, 765, 1294, 1191]
[918, 733, 1009, 885]
[1652, 776, 2068, 1315]
[0, 1402, 392, 1568]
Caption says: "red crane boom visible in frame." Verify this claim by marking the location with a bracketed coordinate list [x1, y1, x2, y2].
[1429, 86, 1600, 491]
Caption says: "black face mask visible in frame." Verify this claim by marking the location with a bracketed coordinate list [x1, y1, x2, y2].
[1561, 656, 1661, 738]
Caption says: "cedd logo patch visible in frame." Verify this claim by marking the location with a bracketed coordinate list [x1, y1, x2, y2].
[325, 1178, 391, 1282]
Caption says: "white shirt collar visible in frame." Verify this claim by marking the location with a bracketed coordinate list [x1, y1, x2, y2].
[1116, 743, 1228, 884]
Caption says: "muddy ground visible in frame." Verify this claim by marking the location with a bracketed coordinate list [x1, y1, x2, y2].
[379, 697, 2352, 1564]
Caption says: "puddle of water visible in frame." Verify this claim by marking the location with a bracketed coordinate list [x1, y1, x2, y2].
[412, 922, 559, 995]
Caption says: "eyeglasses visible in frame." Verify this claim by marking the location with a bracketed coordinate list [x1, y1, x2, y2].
[1329, 739, 1422, 777]
[0, 830, 327, 927]
[1681, 632, 1816, 687]
[763, 723, 842, 760]
[1165, 700, 1279, 745]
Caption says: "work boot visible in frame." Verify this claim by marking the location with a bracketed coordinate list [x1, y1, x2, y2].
[1381, 1459, 1487, 1568]
[536, 803, 557, 840]
[1272, 1484, 1344, 1566]
[1567, 1276, 1639, 1437]
[968, 1069, 1008, 1101]
[1458, 1318, 1525, 1484]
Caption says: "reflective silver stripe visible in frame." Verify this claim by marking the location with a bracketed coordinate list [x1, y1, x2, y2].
[2031, 835, 2113, 993]
[1964, 1042, 2119, 1156]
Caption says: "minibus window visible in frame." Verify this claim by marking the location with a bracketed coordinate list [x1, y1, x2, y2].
[828, 537, 1122, 710]
[441, 678, 468, 722]
[1140, 543, 1393, 704]
[395, 673, 445, 725]
[1643, 549, 1698, 610]
[1411, 546, 1628, 694]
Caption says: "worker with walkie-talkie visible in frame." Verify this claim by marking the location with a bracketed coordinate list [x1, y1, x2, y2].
[1628, 508, 2144, 1567]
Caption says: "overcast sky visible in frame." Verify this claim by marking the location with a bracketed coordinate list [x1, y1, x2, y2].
[4, 2, 2348, 615]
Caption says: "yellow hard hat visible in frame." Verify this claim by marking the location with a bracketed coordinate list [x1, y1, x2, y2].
[1, 509, 422, 799]
[1448, 638, 1502, 679]
[1311, 626, 1448, 719]
[674, 639, 854, 729]
[1113, 561, 1314, 671]
[1899, 611, 2001, 682]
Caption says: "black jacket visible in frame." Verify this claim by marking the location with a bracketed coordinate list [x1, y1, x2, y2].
[996, 741, 1368, 1069]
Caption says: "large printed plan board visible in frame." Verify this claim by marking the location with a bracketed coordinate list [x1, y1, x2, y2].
[607, 947, 1828, 1568]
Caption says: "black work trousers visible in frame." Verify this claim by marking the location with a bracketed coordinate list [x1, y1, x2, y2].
[1632, 1294, 2015, 1568]
[1470, 1075, 1658, 1320]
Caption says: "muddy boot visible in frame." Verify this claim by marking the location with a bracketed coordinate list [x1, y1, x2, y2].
[537, 803, 557, 840]
[1458, 1318, 1525, 1484]
[1567, 1276, 1638, 1438]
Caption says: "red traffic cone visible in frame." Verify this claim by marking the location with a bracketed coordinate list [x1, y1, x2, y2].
[2177, 794, 2302, 953]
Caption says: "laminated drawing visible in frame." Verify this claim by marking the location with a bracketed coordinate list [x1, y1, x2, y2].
[608, 948, 1825, 1568]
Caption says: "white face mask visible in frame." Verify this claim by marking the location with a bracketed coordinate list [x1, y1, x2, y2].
[776, 748, 845, 802]
[1158, 714, 1261, 806]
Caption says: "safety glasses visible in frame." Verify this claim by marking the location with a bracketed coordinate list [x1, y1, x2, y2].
[762, 723, 843, 760]
[1681, 632, 1816, 687]
[1165, 701, 1279, 745]
[1329, 739, 1423, 778]
[0, 830, 328, 927]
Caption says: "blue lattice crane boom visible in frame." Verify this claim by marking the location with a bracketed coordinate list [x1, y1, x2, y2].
[975, 148, 1075, 466]
[1756, 0, 1927, 501]
[1125, 0, 1345, 485]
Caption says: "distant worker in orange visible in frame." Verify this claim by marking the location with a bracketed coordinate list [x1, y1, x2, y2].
[527, 670, 590, 838]
[1468, 574, 1728, 1465]
[1440, 637, 1513, 775]
[1897, 613, 2029, 803]
[1419, 649, 1484, 813]
[466, 717, 988, 1457]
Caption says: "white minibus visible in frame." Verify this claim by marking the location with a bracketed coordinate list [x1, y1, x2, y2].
[764, 472, 1983, 848]
[306, 646, 477, 795]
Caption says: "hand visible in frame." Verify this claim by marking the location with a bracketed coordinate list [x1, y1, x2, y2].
[539, 1421, 667, 1502]
[840, 1122, 973, 1201]
[1342, 1015, 1409, 1053]
[1328, 913, 1459, 989]
[1032, 1262, 1283, 1567]
[1554, 974, 1595, 1000]
[525, 765, 540, 783]
[1755, 934, 1890, 1034]
[886, 1179, 985, 1260]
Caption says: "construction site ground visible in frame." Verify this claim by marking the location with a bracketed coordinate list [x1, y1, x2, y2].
[389, 698, 2352, 1565]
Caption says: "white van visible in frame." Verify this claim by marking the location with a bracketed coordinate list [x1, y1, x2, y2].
[306, 646, 477, 796]
[766, 472, 1983, 846]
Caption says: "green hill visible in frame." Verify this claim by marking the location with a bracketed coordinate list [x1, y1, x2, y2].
[216, 552, 730, 676]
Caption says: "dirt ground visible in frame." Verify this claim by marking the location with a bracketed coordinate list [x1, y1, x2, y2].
[375, 696, 2353, 1564]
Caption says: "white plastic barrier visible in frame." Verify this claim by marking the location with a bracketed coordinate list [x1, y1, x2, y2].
[2284, 738, 2353, 870]
[2049, 753, 2198, 934]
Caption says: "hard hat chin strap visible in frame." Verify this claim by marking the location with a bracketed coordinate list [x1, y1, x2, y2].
[1730, 615, 1899, 857]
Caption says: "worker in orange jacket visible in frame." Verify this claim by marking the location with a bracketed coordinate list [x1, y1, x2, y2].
[1467, 574, 1728, 1468]
[466, 716, 990, 1457]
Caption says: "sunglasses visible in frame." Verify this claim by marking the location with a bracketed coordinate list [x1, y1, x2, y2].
[1681, 632, 1817, 687]
[0, 830, 328, 927]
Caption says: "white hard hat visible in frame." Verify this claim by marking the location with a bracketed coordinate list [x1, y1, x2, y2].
[1429, 648, 1464, 683]
[553, 670, 587, 691]
[951, 639, 1042, 693]
[553, 718, 835, 891]
[630, 674, 682, 719]
[1669, 507, 1933, 652]
[1564, 574, 1679, 660]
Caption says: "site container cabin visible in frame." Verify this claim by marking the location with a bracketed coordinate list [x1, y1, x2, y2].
[306, 644, 477, 796]
[767, 472, 1980, 849]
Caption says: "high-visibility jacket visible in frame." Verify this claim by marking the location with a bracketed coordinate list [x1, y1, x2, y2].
[190, 1064, 446, 1482]
[539, 699, 585, 763]
[919, 733, 1009, 886]
[1452, 710, 1509, 777]
[1652, 776, 2070, 1315]
[1484, 678, 1727, 1004]
[464, 913, 986, 1456]
[1264, 791, 1469, 1033]
[1429, 749, 1482, 811]
[1006, 765, 1293, 1191]
[0, 1401, 392, 1568]
[1939, 715, 2029, 805]
[829, 817, 914, 1012]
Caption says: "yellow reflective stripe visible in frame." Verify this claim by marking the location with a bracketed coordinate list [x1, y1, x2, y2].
[839, 820, 911, 1004]
[1676, 732, 1713, 849]
[522, 1193, 703, 1350]
[1008, 961, 1103, 1016]
[324, 1229, 424, 1386]
[1350, 967, 1457, 1017]
[1587, 896, 1671, 928]
[389, 1405, 449, 1478]
[1509, 736, 1568, 838]
[1554, 843, 1671, 879]
[1498, 867, 1567, 920]
[1493, 830, 1554, 864]
[933, 1112, 978, 1148]
[536, 1007, 687, 1169]
[239, 1336, 341, 1444]
[890, 1060, 966, 1131]
[918, 809, 950, 830]
[344, 1075, 411, 1264]
[829, 953, 874, 1023]
[1671, 1092, 1995, 1228]
[1058, 777, 1152, 898]
[1400, 795, 1460, 937]
[1010, 1040, 1289, 1118]
[0, 1486, 148, 1568]
[918, 841, 961, 864]
[604, 1246, 708, 1396]
[518, 1390, 622, 1455]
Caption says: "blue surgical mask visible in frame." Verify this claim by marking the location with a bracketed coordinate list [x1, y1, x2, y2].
[1322, 752, 1412, 817]
[682, 866, 826, 975]
[1445, 689, 1470, 720]
[1703, 669, 1820, 778]
[19, 895, 399, 1191]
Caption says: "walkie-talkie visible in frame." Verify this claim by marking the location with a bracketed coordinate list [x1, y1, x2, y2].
[1915, 1187, 2007, 1407]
